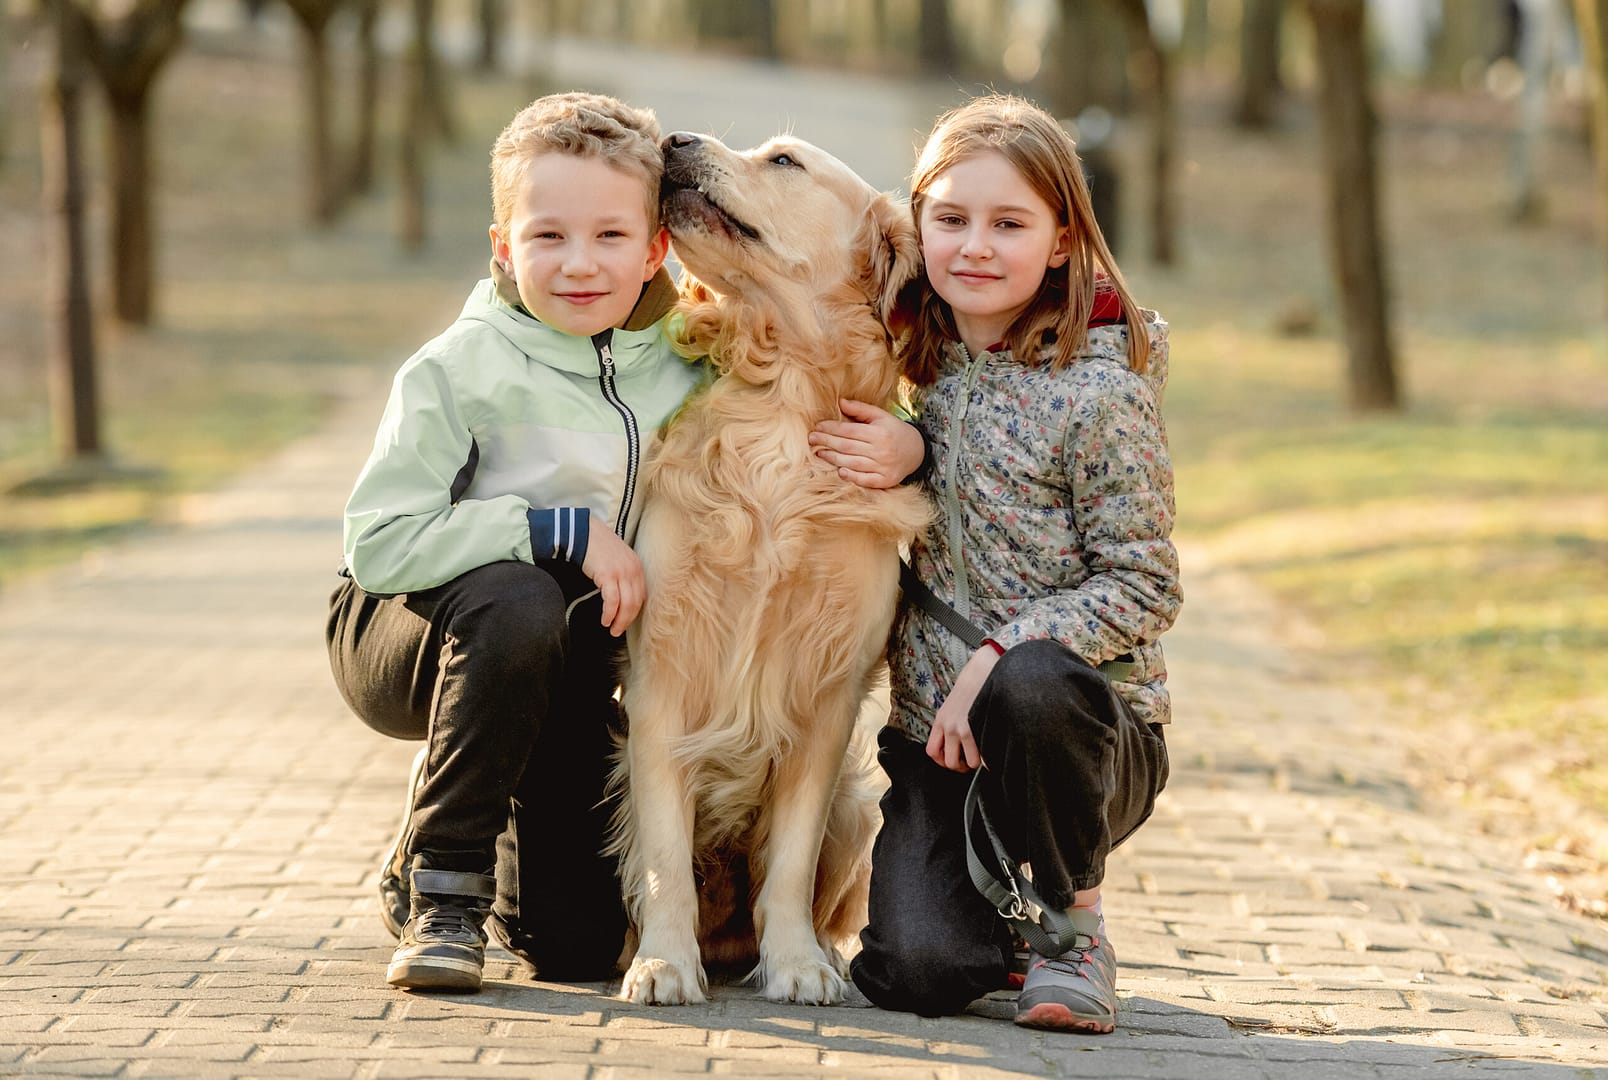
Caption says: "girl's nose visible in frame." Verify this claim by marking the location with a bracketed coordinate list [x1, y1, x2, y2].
[959, 229, 990, 259]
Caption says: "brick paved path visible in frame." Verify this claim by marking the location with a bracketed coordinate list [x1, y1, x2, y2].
[5, 25, 1608, 1080]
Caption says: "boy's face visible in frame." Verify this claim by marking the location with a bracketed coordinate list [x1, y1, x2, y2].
[490, 153, 670, 337]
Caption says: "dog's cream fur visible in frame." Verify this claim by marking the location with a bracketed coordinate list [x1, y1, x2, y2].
[609, 133, 928, 1005]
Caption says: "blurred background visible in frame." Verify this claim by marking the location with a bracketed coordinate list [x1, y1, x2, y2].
[0, 0, 1603, 908]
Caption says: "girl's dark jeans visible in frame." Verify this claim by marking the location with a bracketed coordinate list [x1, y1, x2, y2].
[850, 638, 1169, 1017]
[326, 558, 626, 978]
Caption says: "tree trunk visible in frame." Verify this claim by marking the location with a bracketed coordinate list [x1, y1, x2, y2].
[1308, 0, 1401, 412]
[106, 94, 154, 322]
[399, 0, 429, 251]
[1117, 0, 1179, 265]
[1579, 0, 1608, 313]
[1180, 0, 1211, 61]
[281, 0, 343, 223]
[0, 24, 10, 169]
[918, 0, 956, 75]
[412, 0, 457, 144]
[76, 0, 187, 325]
[477, 0, 500, 71]
[1236, 0, 1286, 128]
[348, 0, 380, 197]
[1053, 0, 1129, 117]
[1510, 0, 1560, 223]
[298, 17, 336, 223]
[42, 0, 102, 461]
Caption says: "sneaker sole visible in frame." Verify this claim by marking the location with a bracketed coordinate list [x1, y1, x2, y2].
[387, 954, 483, 993]
[1014, 1002, 1115, 1034]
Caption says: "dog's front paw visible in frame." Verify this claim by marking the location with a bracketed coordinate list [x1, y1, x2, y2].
[621, 955, 708, 1005]
[761, 956, 846, 1005]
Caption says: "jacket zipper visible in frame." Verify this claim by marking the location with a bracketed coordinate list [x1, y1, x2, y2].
[942, 342, 988, 626]
[592, 331, 639, 537]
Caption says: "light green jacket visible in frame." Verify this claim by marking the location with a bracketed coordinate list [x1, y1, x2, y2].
[342, 265, 703, 596]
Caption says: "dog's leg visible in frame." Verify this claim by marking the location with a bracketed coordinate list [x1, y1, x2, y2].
[617, 723, 707, 1005]
[751, 690, 860, 1005]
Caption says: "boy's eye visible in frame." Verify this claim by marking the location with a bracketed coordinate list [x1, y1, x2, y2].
[769, 153, 802, 169]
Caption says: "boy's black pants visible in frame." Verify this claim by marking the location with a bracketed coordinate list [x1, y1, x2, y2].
[326, 559, 626, 979]
[850, 639, 1169, 1017]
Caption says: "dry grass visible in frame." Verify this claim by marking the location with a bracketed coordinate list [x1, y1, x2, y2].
[1123, 73, 1608, 880]
[0, 25, 527, 582]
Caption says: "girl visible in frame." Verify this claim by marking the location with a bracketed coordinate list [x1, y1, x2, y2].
[809, 94, 1179, 1033]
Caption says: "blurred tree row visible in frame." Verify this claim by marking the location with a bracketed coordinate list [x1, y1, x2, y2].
[5, 0, 1599, 471]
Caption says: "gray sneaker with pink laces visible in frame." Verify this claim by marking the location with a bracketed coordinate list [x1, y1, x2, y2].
[1014, 907, 1117, 1033]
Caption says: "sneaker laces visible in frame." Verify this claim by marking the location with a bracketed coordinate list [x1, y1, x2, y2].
[1035, 932, 1100, 978]
[414, 904, 479, 942]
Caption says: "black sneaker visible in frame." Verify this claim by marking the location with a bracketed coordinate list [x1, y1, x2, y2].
[378, 748, 427, 940]
[386, 856, 496, 992]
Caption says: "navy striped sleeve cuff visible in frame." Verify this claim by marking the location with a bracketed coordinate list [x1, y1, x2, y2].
[527, 507, 591, 565]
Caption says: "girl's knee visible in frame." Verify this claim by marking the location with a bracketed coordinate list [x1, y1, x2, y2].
[988, 639, 1110, 737]
[851, 934, 1001, 1017]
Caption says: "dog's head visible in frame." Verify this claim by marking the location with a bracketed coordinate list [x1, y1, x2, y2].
[660, 132, 919, 348]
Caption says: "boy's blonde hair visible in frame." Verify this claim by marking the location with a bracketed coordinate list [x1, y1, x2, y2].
[900, 93, 1149, 385]
[490, 92, 663, 239]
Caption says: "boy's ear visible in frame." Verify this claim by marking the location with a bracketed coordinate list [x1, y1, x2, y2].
[643, 226, 671, 281]
[488, 223, 512, 273]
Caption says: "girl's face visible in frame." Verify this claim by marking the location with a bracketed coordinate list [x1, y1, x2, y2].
[918, 150, 1070, 358]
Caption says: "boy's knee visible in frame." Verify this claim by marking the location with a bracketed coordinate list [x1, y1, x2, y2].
[445, 562, 567, 660]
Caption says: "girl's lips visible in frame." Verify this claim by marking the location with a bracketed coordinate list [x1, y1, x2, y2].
[950, 271, 1000, 283]
[557, 292, 606, 305]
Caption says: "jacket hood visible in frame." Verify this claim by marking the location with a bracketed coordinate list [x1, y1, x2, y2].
[454, 259, 680, 376]
[1084, 307, 1169, 402]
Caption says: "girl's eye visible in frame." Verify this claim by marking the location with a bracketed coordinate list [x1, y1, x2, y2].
[769, 153, 802, 169]
[937, 215, 965, 227]
[601, 230, 626, 239]
[996, 220, 1023, 230]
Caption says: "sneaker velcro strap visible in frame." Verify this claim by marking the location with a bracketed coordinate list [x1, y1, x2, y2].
[411, 868, 496, 900]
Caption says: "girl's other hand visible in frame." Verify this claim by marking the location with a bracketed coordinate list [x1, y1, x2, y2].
[809, 398, 926, 489]
[926, 646, 1000, 772]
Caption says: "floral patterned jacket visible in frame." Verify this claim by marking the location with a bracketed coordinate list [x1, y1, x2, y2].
[888, 311, 1181, 744]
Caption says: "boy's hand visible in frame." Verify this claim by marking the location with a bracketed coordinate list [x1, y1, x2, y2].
[580, 529, 646, 636]
[926, 646, 1000, 773]
[809, 399, 926, 489]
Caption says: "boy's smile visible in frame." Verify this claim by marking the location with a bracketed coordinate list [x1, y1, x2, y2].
[491, 153, 669, 338]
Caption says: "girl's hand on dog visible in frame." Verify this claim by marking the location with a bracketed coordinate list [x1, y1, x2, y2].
[582, 530, 646, 636]
[809, 399, 926, 488]
[926, 646, 999, 772]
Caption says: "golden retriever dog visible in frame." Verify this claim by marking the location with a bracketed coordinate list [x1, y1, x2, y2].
[608, 131, 928, 1006]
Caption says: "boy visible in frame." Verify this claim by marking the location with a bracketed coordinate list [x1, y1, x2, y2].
[325, 92, 702, 992]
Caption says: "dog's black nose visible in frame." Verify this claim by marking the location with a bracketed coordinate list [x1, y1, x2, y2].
[663, 132, 701, 151]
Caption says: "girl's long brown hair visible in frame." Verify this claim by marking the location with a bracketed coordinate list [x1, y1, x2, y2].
[899, 94, 1149, 386]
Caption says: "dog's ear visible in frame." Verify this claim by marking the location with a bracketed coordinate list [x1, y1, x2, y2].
[862, 193, 922, 328]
